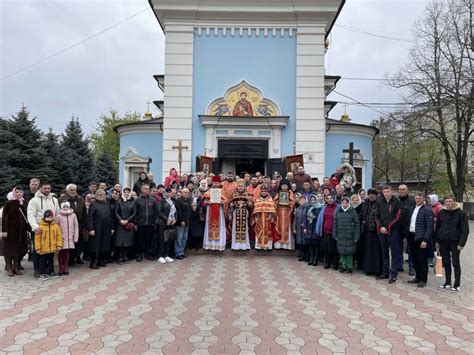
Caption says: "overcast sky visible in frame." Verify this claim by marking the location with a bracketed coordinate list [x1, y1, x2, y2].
[0, 0, 430, 134]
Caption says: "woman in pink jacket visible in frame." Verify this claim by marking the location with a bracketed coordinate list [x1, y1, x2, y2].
[56, 202, 79, 275]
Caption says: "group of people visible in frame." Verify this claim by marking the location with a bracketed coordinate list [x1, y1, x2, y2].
[1, 165, 469, 292]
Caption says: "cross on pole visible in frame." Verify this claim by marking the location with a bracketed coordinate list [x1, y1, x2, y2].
[343, 142, 360, 166]
[146, 100, 151, 111]
[172, 140, 189, 176]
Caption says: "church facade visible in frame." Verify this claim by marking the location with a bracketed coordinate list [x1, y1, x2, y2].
[116, 0, 378, 188]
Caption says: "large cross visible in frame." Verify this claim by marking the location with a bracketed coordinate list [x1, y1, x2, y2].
[172, 140, 189, 176]
[343, 142, 360, 166]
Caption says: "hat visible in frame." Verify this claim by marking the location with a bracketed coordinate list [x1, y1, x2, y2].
[260, 184, 268, 191]
[367, 188, 378, 196]
[60, 201, 70, 210]
[44, 209, 54, 219]
[212, 175, 221, 184]
[123, 187, 131, 193]
[279, 179, 290, 190]
[236, 178, 246, 187]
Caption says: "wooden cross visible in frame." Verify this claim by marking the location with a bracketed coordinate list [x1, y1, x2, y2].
[343, 142, 360, 166]
[172, 140, 189, 176]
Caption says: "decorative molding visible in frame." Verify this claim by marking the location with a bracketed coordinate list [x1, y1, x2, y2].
[116, 124, 163, 136]
[326, 124, 378, 140]
[194, 26, 296, 38]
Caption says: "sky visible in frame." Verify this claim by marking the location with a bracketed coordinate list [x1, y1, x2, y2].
[0, 0, 430, 134]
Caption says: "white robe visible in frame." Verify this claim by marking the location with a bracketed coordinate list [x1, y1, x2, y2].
[203, 205, 226, 251]
[273, 224, 295, 250]
[230, 210, 251, 250]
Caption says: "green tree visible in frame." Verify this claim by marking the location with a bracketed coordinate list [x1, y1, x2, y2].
[60, 117, 95, 192]
[90, 109, 141, 165]
[42, 129, 67, 192]
[95, 151, 118, 186]
[0, 106, 50, 200]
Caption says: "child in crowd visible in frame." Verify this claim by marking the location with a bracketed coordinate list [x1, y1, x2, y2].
[333, 197, 360, 274]
[35, 210, 63, 280]
[56, 202, 79, 276]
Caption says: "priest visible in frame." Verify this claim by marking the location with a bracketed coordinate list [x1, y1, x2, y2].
[228, 179, 253, 250]
[252, 184, 277, 250]
[202, 175, 227, 251]
[273, 179, 296, 250]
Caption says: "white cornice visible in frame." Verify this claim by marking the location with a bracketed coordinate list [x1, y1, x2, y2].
[326, 124, 377, 140]
[116, 124, 163, 136]
[200, 116, 289, 129]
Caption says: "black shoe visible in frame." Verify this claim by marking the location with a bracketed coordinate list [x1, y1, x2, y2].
[376, 274, 389, 280]
[346, 269, 353, 274]
[298, 255, 305, 262]
[417, 281, 426, 288]
[332, 265, 339, 270]
[64, 271, 69, 276]
[407, 278, 419, 284]
[76, 258, 84, 265]
[339, 268, 346, 273]
[324, 264, 330, 269]
[176, 255, 184, 260]
[90, 262, 99, 270]
[136, 254, 143, 262]
[388, 278, 397, 284]
[98, 260, 107, 267]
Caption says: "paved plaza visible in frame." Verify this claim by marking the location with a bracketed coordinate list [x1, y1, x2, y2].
[1, 227, 473, 354]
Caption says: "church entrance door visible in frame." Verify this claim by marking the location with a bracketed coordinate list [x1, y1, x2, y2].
[217, 139, 268, 175]
[236, 158, 265, 176]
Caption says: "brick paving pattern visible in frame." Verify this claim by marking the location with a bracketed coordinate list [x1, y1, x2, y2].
[0, 223, 473, 354]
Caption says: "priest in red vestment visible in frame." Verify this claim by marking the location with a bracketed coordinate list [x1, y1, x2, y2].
[202, 175, 227, 251]
[252, 184, 277, 250]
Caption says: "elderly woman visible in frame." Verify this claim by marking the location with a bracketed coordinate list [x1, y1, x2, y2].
[1, 187, 29, 276]
[316, 194, 339, 270]
[87, 189, 114, 269]
[114, 188, 136, 264]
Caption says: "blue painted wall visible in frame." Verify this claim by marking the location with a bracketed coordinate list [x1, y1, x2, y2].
[119, 132, 163, 186]
[192, 28, 296, 170]
[325, 133, 373, 189]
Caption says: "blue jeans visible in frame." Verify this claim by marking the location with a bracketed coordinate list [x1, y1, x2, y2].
[175, 225, 189, 257]
[379, 229, 399, 279]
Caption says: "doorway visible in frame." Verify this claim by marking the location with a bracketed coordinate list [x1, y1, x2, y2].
[236, 158, 266, 176]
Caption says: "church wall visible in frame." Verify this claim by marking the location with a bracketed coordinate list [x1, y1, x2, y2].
[118, 132, 163, 186]
[325, 133, 373, 189]
[191, 28, 297, 170]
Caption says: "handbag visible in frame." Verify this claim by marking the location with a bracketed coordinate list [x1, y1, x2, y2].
[18, 207, 33, 233]
[124, 222, 135, 231]
[435, 250, 443, 278]
[164, 227, 177, 242]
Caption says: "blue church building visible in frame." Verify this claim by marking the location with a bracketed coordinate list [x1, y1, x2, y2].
[116, 0, 378, 189]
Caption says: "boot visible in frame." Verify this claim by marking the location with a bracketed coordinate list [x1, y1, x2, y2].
[16, 257, 25, 271]
[304, 246, 310, 263]
[298, 249, 304, 261]
[13, 262, 23, 275]
[89, 254, 99, 269]
[307, 247, 314, 265]
[136, 253, 143, 262]
[311, 247, 319, 266]
[5, 257, 14, 277]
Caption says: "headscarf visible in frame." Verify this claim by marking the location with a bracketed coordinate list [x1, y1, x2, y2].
[306, 196, 325, 224]
[429, 194, 439, 205]
[8, 186, 25, 205]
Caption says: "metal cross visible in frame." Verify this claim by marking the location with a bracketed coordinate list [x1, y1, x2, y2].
[343, 142, 360, 166]
[172, 140, 189, 176]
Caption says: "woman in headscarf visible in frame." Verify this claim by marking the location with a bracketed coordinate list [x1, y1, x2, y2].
[316, 194, 339, 269]
[1, 186, 29, 276]
[164, 168, 181, 188]
[351, 194, 364, 269]
[114, 187, 136, 264]
[305, 193, 325, 266]
[87, 189, 113, 269]
[273, 179, 295, 250]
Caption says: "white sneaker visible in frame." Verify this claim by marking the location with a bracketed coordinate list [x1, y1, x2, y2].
[164, 257, 174, 263]
[158, 257, 166, 264]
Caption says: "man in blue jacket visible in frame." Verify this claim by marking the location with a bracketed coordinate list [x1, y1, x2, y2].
[406, 193, 434, 288]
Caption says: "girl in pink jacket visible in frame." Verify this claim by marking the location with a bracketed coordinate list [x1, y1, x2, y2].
[56, 202, 79, 276]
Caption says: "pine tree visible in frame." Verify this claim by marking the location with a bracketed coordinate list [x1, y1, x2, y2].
[60, 117, 95, 192]
[0, 106, 49, 200]
[95, 151, 118, 186]
[42, 129, 66, 192]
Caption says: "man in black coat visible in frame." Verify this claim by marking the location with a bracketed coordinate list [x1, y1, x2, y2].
[374, 185, 402, 284]
[175, 188, 192, 260]
[398, 184, 415, 274]
[132, 184, 158, 261]
[406, 193, 434, 288]
[435, 194, 469, 292]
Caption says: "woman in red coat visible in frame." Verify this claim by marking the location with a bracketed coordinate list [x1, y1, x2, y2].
[1, 186, 29, 276]
[164, 168, 181, 188]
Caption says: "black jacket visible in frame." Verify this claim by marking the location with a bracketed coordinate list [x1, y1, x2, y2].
[155, 199, 174, 226]
[362, 199, 377, 233]
[176, 197, 192, 226]
[132, 195, 158, 226]
[435, 205, 469, 247]
[408, 204, 434, 242]
[374, 196, 402, 233]
[399, 195, 415, 237]
[115, 199, 136, 224]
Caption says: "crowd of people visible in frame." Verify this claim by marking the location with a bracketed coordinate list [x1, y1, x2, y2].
[1, 165, 469, 292]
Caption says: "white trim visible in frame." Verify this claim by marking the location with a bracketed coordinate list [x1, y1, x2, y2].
[326, 124, 377, 140]
[116, 124, 163, 136]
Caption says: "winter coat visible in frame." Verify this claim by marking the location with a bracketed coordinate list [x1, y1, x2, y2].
[115, 198, 136, 224]
[35, 220, 63, 254]
[408, 204, 433, 242]
[87, 200, 113, 253]
[333, 206, 360, 255]
[293, 173, 312, 191]
[155, 199, 174, 226]
[305, 204, 323, 240]
[315, 203, 339, 237]
[435, 204, 469, 247]
[176, 197, 192, 226]
[56, 209, 79, 249]
[293, 204, 307, 244]
[133, 175, 150, 194]
[27, 191, 59, 231]
[398, 195, 415, 238]
[1, 200, 28, 257]
[374, 196, 402, 234]
[58, 194, 87, 228]
[361, 199, 377, 233]
[133, 195, 158, 226]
